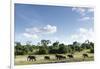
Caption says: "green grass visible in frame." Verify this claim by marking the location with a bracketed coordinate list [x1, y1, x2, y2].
[15, 52, 94, 65]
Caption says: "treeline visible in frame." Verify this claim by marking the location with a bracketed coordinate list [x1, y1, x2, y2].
[14, 40, 94, 56]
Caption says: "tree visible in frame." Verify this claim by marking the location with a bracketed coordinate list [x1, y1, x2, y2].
[81, 40, 93, 50]
[58, 43, 67, 54]
[90, 42, 94, 49]
[38, 46, 48, 54]
[25, 41, 33, 52]
[48, 45, 58, 54]
[41, 40, 51, 47]
[67, 45, 72, 53]
[90, 48, 94, 53]
[73, 41, 80, 52]
[81, 43, 87, 50]
[15, 42, 23, 55]
[37, 40, 51, 54]
[53, 41, 59, 47]
[48, 41, 59, 54]
[15, 42, 29, 55]
[89, 42, 94, 53]
[74, 45, 81, 52]
[15, 42, 21, 47]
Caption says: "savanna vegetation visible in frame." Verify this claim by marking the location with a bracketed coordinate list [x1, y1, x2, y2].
[14, 40, 94, 65]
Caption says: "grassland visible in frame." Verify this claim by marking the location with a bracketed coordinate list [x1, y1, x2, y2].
[15, 52, 94, 65]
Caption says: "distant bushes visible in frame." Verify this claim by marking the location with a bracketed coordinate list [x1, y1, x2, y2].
[37, 47, 48, 54]
[90, 48, 94, 53]
[14, 40, 94, 55]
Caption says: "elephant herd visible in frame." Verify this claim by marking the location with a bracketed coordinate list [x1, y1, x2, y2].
[27, 53, 88, 61]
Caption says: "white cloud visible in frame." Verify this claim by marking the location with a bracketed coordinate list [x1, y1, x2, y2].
[26, 24, 57, 34]
[71, 28, 94, 43]
[72, 7, 94, 21]
[78, 16, 91, 21]
[88, 8, 94, 12]
[23, 33, 38, 39]
[72, 7, 86, 16]
[72, 7, 94, 16]
[79, 28, 88, 33]
[22, 25, 57, 39]
[43, 25, 57, 33]
[26, 27, 40, 33]
[72, 7, 85, 13]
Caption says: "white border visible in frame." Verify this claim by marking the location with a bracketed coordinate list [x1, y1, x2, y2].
[14, 0, 95, 7]
[11, 0, 14, 69]
[0, 0, 10, 69]
[11, 0, 96, 69]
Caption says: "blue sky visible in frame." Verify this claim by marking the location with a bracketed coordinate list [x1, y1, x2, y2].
[15, 4, 94, 45]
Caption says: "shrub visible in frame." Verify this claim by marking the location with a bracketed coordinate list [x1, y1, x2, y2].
[38, 47, 48, 54]
[90, 48, 94, 53]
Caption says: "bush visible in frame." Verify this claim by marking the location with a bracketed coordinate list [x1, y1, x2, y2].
[58, 44, 67, 54]
[38, 47, 48, 54]
[90, 48, 94, 53]
[49, 48, 58, 54]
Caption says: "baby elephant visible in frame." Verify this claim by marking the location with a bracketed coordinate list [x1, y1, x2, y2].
[27, 55, 36, 61]
[55, 54, 66, 60]
[67, 54, 74, 58]
[44, 56, 50, 60]
[83, 53, 88, 58]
